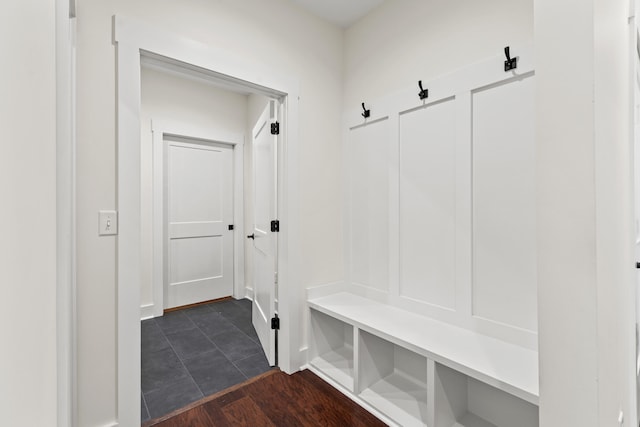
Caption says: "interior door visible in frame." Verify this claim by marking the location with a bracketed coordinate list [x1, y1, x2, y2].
[166, 138, 234, 309]
[250, 100, 278, 366]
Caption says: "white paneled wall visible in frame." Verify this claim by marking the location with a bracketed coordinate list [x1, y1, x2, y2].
[349, 118, 391, 292]
[344, 48, 537, 349]
[472, 74, 537, 332]
[399, 98, 457, 310]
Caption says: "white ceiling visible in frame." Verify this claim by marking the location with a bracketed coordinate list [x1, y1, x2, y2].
[290, 0, 385, 28]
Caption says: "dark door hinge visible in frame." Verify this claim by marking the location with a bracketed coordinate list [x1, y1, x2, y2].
[271, 316, 280, 330]
[228, 224, 234, 231]
[271, 122, 280, 135]
[271, 220, 280, 232]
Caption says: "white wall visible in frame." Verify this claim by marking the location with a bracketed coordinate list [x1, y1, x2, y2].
[0, 1, 58, 426]
[75, 0, 343, 424]
[535, 0, 636, 425]
[343, 0, 533, 109]
[140, 66, 249, 313]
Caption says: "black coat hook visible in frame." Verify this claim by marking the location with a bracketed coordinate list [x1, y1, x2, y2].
[418, 80, 428, 100]
[504, 46, 517, 71]
[361, 102, 370, 118]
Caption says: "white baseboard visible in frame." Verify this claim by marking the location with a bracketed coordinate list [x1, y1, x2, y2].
[298, 346, 308, 368]
[244, 287, 254, 300]
[140, 303, 155, 320]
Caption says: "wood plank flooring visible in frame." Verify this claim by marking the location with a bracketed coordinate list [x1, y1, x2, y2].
[143, 369, 387, 427]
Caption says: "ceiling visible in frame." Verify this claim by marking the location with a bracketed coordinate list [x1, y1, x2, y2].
[290, 0, 385, 28]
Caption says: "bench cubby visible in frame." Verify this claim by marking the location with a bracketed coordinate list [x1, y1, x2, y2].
[307, 292, 539, 427]
[358, 330, 429, 426]
[308, 307, 355, 391]
[432, 362, 538, 427]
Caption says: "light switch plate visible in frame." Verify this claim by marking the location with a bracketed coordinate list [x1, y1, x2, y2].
[99, 210, 118, 236]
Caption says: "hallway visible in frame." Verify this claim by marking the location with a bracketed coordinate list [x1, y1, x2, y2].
[141, 298, 272, 422]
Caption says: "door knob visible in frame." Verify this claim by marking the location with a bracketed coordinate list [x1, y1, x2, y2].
[247, 234, 255, 240]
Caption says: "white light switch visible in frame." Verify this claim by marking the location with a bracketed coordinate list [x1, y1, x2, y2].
[99, 210, 118, 236]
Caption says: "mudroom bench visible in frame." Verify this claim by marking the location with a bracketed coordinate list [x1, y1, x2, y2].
[307, 292, 539, 427]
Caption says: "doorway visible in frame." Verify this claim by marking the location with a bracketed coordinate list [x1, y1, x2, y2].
[139, 58, 280, 421]
[115, 16, 301, 426]
[140, 62, 251, 317]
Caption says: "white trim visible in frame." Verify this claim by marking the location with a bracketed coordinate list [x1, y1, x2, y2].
[234, 135, 246, 300]
[298, 346, 308, 364]
[151, 121, 163, 319]
[56, 0, 76, 425]
[140, 304, 155, 321]
[114, 16, 300, 426]
[115, 39, 142, 427]
[150, 121, 245, 317]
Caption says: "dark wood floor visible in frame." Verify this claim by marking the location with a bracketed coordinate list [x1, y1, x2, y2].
[143, 369, 387, 427]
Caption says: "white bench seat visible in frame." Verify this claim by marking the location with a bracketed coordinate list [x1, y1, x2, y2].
[308, 292, 539, 405]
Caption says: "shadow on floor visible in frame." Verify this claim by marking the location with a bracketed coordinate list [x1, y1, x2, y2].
[140, 298, 272, 422]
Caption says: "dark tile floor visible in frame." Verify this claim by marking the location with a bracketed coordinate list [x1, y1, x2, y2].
[140, 298, 272, 423]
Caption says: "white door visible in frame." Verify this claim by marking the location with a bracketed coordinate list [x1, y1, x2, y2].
[250, 101, 278, 365]
[166, 138, 234, 309]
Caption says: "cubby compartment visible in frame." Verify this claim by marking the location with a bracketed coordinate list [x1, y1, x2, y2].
[309, 308, 355, 390]
[358, 330, 429, 426]
[433, 362, 538, 427]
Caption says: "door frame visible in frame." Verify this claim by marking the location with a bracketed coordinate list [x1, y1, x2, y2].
[150, 123, 245, 317]
[114, 16, 301, 426]
[56, 0, 76, 425]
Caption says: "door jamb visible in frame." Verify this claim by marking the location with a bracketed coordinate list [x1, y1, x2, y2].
[56, 0, 76, 425]
[150, 123, 245, 317]
[114, 15, 301, 426]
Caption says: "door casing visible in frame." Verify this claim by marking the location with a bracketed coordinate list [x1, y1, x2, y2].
[114, 16, 301, 427]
